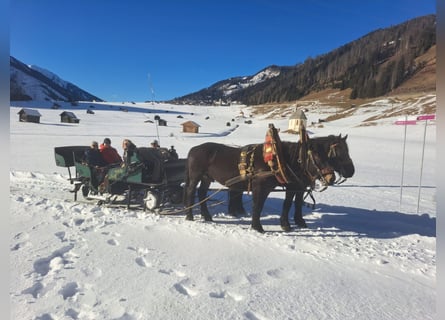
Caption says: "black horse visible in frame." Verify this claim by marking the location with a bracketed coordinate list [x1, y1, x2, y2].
[183, 141, 336, 233]
[227, 134, 355, 231]
[280, 134, 355, 230]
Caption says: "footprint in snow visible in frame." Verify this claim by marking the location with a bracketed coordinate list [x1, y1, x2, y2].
[266, 268, 286, 279]
[135, 257, 152, 268]
[74, 218, 85, 226]
[246, 273, 263, 285]
[11, 241, 31, 251]
[107, 239, 119, 246]
[35, 313, 55, 320]
[55, 231, 66, 241]
[65, 308, 79, 319]
[59, 282, 79, 300]
[14, 231, 29, 241]
[81, 266, 103, 278]
[159, 268, 186, 277]
[22, 281, 44, 299]
[173, 279, 198, 297]
[209, 290, 243, 301]
[244, 311, 264, 320]
[33, 245, 74, 276]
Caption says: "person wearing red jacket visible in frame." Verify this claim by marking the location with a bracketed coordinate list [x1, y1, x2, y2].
[99, 138, 122, 165]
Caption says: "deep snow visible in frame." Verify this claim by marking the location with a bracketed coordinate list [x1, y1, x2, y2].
[10, 99, 436, 319]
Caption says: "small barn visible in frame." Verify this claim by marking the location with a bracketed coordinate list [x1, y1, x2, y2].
[60, 111, 80, 124]
[288, 109, 307, 132]
[181, 120, 200, 133]
[17, 108, 42, 123]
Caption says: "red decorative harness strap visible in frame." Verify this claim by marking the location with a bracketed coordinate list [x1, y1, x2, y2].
[263, 124, 289, 185]
[263, 134, 274, 163]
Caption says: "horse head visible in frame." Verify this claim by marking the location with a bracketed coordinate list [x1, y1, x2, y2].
[327, 134, 355, 179]
[284, 142, 336, 189]
[305, 142, 336, 188]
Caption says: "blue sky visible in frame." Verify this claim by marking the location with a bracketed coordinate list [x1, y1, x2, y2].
[10, 0, 436, 102]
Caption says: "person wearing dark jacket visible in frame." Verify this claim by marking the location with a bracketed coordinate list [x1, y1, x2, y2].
[84, 141, 106, 167]
[84, 141, 106, 189]
[168, 145, 179, 160]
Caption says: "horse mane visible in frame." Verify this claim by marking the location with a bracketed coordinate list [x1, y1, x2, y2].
[311, 135, 341, 144]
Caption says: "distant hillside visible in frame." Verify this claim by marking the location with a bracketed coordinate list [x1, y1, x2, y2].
[172, 14, 436, 106]
[10, 56, 102, 102]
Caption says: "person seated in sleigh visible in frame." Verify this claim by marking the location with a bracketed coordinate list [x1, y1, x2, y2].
[99, 137, 122, 166]
[83, 141, 107, 189]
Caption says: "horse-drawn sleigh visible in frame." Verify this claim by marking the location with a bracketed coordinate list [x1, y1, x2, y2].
[55, 126, 354, 232]
[54, 145, 186, 211]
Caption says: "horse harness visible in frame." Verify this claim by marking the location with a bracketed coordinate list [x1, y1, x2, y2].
[237, 144, 258, 192]
[262, 124, 289, 184]
[231, 124, 330, 190]
[327, 141, 350, 185]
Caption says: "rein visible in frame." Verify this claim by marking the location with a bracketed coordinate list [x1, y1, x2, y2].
[328, 143, 338, 158]
[327, 141, 351, 185]
[305, 150, 330, 191]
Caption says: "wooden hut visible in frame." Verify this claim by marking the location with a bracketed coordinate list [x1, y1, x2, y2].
[181, 120, 200, 133]
[288, 109, 307, 132]
[60, 111, 80, 124]
[17, 108, 41, 123]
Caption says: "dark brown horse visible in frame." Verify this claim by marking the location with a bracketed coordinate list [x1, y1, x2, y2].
[183, 141, 336, 232]
[280, 134, 355, 230]
[227, 134, 355, 231]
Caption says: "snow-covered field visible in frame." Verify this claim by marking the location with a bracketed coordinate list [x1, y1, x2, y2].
[10, 99, 436, 319]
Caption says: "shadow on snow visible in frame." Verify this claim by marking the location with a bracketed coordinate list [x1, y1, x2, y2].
[208, 195, 436, 239]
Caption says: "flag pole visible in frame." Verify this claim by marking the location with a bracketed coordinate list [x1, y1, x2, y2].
[416, 119, 427, 213]
[399, 115, 407, 210]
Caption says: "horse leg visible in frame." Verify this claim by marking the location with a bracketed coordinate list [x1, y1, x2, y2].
[184, 177, 200, 221]
[197, 178, 213, 221]
[250, 187, 270, 233]
[293, 191, 308, 228]
[280, 190, 295, 232]
[228, 189, 246, 216]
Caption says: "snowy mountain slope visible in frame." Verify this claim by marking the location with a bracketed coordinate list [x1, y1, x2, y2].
[173, 66, 282, 104]
[221, 67, 281, 96]
[10, 56, 102, 102]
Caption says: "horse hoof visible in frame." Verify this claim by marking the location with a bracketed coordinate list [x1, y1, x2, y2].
[251, 225, 265, 233]
[281, 225, 292, 232]
[296, 221, 307, 228]
[185, 215, 194, 221]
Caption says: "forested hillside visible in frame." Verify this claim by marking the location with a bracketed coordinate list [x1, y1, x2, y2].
[173, 14, 435, 105]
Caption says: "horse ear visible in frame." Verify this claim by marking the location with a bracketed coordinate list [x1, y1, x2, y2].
[342, 134, 348, 140]
[338, 133, 342, 139]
